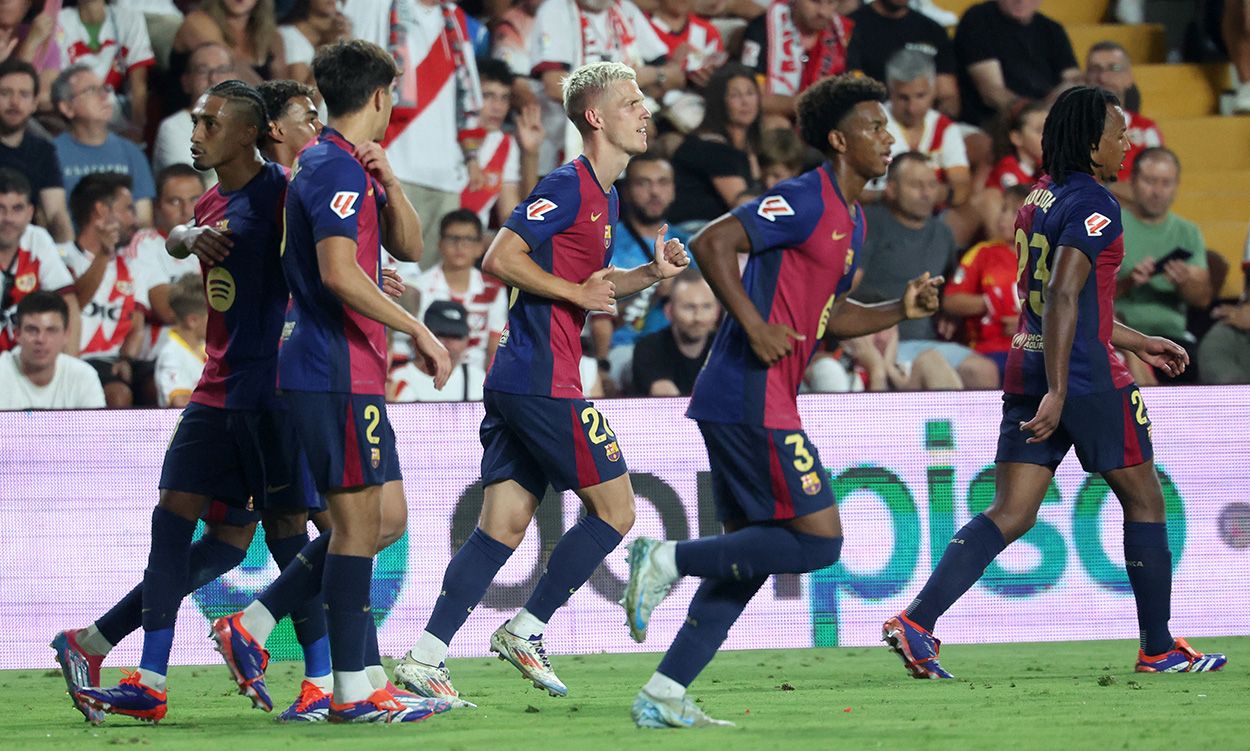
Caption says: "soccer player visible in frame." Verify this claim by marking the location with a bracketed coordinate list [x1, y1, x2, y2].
[214, 40, 453, 725]
[619, 73, 943, 728]
[391, 60, 689, 702]
[881, 86, 1227, 679]
[60, 80, 314, 724]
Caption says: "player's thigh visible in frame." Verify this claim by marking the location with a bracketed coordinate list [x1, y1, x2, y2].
[479, 389, 551, 502]
[1102, 460, 1166, 523]
[479, 480, 541, 549]
[1063, 384, 1154, 475]
[324, 484, 384, 555]
[574, 472, 636, 534]
[284, 391, 400, 495]
[259, 508, 310, 540]
[786, 503, 842, 539]
[697, 421, 835, 524]
[256, 408, 327, 519]
[985, 462, 1056, 542]
[378, 480, 409, 549]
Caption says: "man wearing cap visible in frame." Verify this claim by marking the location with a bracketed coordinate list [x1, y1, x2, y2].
[389, 300, 483, 402]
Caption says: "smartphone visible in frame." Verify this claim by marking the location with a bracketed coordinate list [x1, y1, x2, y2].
[1150, 247, 1193, 275]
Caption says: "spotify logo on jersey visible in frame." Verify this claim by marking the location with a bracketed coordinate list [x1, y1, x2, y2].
[206, 267, 237, 312]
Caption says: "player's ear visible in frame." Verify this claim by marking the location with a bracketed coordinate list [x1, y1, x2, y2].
[827, 128, 847, 156]
[584, 105, 604, 132]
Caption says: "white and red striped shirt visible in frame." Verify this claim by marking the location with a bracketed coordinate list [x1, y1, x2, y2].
[62, 244, 154, 361]
[460, 129, 521, 226]
[123, 228, 202, 360]
[648, 13, 723, 71]
[413, 265, 508, 372]
[867, 106, 968, 191]
[57, 6, 155, 91]
[0, 225, 75, 352]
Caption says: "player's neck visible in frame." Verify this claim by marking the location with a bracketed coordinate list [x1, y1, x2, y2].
[581, 143, 629, 193]
[0, 126, 24, 149]
[830, 159, 869, 208]
[19, 355, 56, 387]
[328, 114, 378, 155]
[215, 151, 266, 193]
[266, 143, 297, 170]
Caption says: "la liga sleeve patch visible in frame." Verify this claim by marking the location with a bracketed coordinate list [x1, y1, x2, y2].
[1084, 212, 1111, 237]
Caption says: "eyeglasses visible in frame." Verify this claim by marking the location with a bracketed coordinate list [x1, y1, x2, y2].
[441, 234, 481, 245]
[72, 83, 114, 99]
[1087, 64, 1127, 74]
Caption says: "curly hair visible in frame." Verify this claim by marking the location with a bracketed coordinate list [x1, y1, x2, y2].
[796, 74, 887, 156]
[1041, 86, 1120, 185]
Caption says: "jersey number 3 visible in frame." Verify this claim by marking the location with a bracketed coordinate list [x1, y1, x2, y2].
[1015, 229, 1052, 316]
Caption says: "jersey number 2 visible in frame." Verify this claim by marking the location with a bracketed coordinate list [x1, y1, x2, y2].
[1015, 228, 1052, 316]
[363, 404, 381, 445]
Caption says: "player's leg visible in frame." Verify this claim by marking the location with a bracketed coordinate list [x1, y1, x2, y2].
[396, 479, 537, 699]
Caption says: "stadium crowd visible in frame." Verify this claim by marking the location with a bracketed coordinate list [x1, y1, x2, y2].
[1, 0, 1248, 411]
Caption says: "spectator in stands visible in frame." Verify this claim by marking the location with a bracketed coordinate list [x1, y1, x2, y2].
[1117, 147, 1212, 380]
[57, 0, 155, 138]
[170, 0, 288, 87]
[846, 0, 958, 116]
[277, 0, 350, 87]
[943, 183, 1029, 378]
[1085, 40, 1162, 193]
[669, 63, 760, 228]
[0, 0, 58, 88]
[844, 324, 963, 391]
[126, 164, 204, 363]
[851, 152, 1000, 389]
[628, 267, 718, 396]
[341, 0, 486, 268]
[62, 172, 150, 407]
[152, 42, 236, 176]
[0, 58, 71, 241]
[463, 58, 542, 227]
[591, 153, 688, 388]
[1199, 234, 1250, 383]
[153, 272, 205, 407]
[491, 0, 542, 82]
[757, 127, 807, 189]
[741, 0, 853, 123]
[0, 290, 104, 409]
[953, 0, 1081, 128]
[257, 78, 320, 167]
[0, 167, 79, 353]
[408, 209, 507, 374]
[51, 64, 155, 227]
[647, 0, 725, 80]
[972, 99, 1045, 236]
[390, 299, 484, 402]
[1224, 0, 1250, 113]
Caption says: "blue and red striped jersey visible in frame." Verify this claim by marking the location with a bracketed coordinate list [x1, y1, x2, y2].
[189, 161, 288, 410]
[279, 127, 390, 395]
[485, 156, 619, 398]
[686, 163, 863, 430]
[1005, 172, 1133, 396]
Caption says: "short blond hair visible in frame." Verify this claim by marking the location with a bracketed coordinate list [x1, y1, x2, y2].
[562, 61, 637, 134]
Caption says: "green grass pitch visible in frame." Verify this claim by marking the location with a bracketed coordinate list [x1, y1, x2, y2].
[10, 638, 1244, 750]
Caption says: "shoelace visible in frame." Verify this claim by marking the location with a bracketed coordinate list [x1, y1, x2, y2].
[297, 682, 327, 710]
[529, 639, 554, 670]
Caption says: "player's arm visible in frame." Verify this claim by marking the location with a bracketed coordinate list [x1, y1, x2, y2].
[965, 59, 1018, 113]
[317, 236, 451, 388]
[112, 309, 145, 385]
[73, 251, 110, 306]
[39, 187, 72, 243]
[606, 224, 690, 297]
[167, 223, 232, 266]
[1021, 245, 1088, 443]
[824, 273, 943, 339]
[355, 142, 424, 263]
[1112, 320, 1189, 378]
[481, 227, 616, 312]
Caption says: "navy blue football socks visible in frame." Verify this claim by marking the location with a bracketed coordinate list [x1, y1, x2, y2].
[266, 532, 330, 674]
[425, 528, 514, 644]
[139, 507, 197, 674]
[96, 534, 245, 646]
[257, 532, 330, 621]
[906, 513, 1008, 632]
[322, 554, 373, 673]
[523, 515, 623, 624]
[674, 525, 843, 580]
[1124, 521, 1174, 655]
[656, 576, 767, 686]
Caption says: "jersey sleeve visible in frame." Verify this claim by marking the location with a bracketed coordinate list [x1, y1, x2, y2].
[119, 8, 156, 71]
[502, 168, 582, 251]
[623, 0, 669, 63]
[730, 176, 823, 256]
[937, 122, 969, 169]
[1056, 190, 1122, 261]
[29, 228, 75, 293]
[298, 156, 371, 245]
[531, 0, 577, 74]
[947, 245, 987, 295]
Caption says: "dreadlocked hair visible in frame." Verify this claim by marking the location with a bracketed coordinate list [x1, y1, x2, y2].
[207, 79, 271, 148]
[796, 73, 887, 156]
[1041, 86, 1120, 185]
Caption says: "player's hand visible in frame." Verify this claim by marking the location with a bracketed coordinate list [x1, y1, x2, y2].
[411, 326, 452, 390]
[651, 224, 690, 280]
[355, 141, 397, 187]
[1162, 259, 1192, 286]
[1128, 257, 1155, 287]
[1020, 390, 1064, 443]
[111, 358, 133, 385]
[1133, 335, 1188, 378]
[184, 225, 233, 266]
[381, 267, 405, 299]
[902, 272, 944, 319]
[577, 267, 616, 313]
[515, 103, 545, 153]
[747, 321, 805, 366]
[1213, 302, 1250, 331]
[466, 159, 486, 192]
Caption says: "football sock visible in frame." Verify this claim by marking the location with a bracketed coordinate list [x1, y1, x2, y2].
[136, 668, 167, 693]
[364, 616, 381, 668]
[407, 632, 449, 667]
[506, 609, 546, 639]
[96, 534, 246, 648]
[307, 672, 333, 692]
[138, 507, 196, 677]
[522, 515, 623, 624]
[256, 531, 330, 624]
[324, 553, 373, 704]
[366, 665, 388, 690]
[674, 526, 842, 579]
[1124, 522, 1174, 655]
[303, 635, 332, 680]
[656, 576, 767, 686]
[425, 528, 514, 644]
[266, 532, 329, 671]
[76, 624, 113, 657]
[643, 672, 686, 701]
[905, 513, 1007, 632]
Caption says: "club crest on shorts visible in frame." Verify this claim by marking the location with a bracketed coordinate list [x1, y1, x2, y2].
[800, 471, 822, 495]
[604, 224, 612, 248]
[370, 447, 381, 469]
[605, 441, 621, 462]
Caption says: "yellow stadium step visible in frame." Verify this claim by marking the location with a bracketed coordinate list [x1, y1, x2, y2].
[1177, 170, 1250, 194]
[1196, 219, 1248, 298]
[936, 0, 1109, 28]
[1170, 195, 1250, 223]
[1136, 64, 1229, 119]
[1154, 117, 1250, 170]
[1067, 23, 1166, 64]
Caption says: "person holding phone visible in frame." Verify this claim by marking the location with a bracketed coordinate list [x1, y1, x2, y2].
[1116, 147, 1211, 381]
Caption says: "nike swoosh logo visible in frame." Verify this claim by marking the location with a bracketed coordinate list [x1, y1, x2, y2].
[265, 483, 291, 493]
[590, 212, 602, 222]
[832, 230, 848, 241]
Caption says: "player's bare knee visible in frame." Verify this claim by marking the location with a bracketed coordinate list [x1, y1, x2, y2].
[596, 499, 635, 535]
[157, 490, 210, 522]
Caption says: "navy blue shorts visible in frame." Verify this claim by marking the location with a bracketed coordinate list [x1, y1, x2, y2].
[996, 384, 1154, 473]
[697, 420, 835, 523]
[480, 388, 628, 497]
[160, 402, 320, 512]
[283, 391, 401, 492]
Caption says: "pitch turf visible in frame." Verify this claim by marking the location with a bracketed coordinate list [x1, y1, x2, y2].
[12, 637, 1245, 750]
